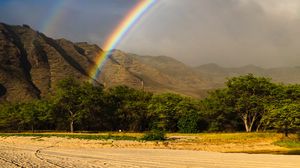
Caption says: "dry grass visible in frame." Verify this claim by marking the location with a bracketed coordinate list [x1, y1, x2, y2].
[0, 132, 298, 154]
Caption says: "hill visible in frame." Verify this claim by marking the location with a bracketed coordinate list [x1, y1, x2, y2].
[195, 63, 300, 87]
[1, 23, 300, 102]
[0, 23, 102, 102]
[0, 23, 210, 102]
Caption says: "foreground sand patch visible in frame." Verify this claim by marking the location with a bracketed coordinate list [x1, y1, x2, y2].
[0, 136, 299, 168]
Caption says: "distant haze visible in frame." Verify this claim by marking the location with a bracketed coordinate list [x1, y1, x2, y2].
[1, 0, 300, 68]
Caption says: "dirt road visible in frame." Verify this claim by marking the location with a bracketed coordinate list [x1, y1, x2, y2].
[0, 137, 299, 168]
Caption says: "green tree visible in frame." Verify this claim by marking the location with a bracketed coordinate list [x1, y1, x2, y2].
[176, 98, 205, 133]
[106, 86, 152, 131]
[202, 89, 241, 132]
[148, 93, 184, 132]
[19, 102, 39, 132]
[226, 74, 276, 132]
[19, 100, 53, 132]
[76, 82, 105, 131]
[284, 84, 300, 100]
[260, 83, 300, 134]
[0, 103, 22, 131]
[122, 91, 152, 131]
[267, 101, 300, 136]
[53, 78, 87, 132]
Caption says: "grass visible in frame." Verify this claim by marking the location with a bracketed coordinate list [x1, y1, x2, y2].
[273, 134, 300, 152]
[0, 132, 299, 155]
[0, 131, 167, 141]
[168, 132, 281, 144]
[272, 136, 300, 155]
[166, 132, 300, 155]
[0, 132, 139, 141]
[0, 132, 284, 143]
[274, 139, 300, 148]
[142, 130, 166, 141]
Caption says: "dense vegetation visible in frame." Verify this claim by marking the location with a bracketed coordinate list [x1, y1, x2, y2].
[0, 74, 299, 135]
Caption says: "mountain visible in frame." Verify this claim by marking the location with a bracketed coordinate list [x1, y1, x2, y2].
[0, 23, 101, 102]
[0, 23, 210, 102]
[195, 63, 300, 87]
[1, 23, 300, 102]
[111, 52, 212, 97]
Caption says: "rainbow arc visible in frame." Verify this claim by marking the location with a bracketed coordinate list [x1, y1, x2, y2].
[89, 0, 157, 80]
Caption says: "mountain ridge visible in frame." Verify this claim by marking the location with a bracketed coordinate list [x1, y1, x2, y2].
[195, 63, 300, 85]
[1, 23, 300, 102]
[0, 23, 210, 102]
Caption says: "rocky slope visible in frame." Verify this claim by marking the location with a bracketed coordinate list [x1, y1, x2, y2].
[0, 23, 101, 102]
[0, 23, 210, 102]
[106, 51, 211, 97]
[1, 23, 300, 102]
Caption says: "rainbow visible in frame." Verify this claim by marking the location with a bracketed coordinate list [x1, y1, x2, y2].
[89, 0, 157, 80]
[41, 0, 68, 37]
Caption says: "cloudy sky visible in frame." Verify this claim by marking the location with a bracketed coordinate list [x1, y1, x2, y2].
[1, 0, 300, 68]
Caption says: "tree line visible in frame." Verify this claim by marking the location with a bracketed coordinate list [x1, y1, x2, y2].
[0, 74, 299, 135]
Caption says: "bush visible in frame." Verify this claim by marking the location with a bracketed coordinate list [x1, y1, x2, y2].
[177, 112, 199, 133]
[142, 129, 166, 141]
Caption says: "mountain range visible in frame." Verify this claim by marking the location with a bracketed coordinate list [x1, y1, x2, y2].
[1, 23, 300, 102]
[196, 63, 300, 87]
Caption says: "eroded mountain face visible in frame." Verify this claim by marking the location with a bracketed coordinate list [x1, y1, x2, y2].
[0, 23, 210, 102]
[1, 23, 299, 102]
[0, 23, 99, 102]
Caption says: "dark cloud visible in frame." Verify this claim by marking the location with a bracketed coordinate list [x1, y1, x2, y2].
[1, 0, 300, 67]
[0, 0, 136, 44]
[119, 0, 300, 68]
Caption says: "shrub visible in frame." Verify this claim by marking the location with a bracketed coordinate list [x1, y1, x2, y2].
[177, 111, 199, 133]
[142, 129, 166, 141]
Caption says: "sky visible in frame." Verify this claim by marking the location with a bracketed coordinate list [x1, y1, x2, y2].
[1, 0, 300, 68]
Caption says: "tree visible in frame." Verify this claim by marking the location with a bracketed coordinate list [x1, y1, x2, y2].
[284, 84, 300, 100]
[202, 89, 242, 132]
[267, 101, 300, 136]
[53, 78, 87, 132]
[226, 74, 276, 132]
[148, 93, 185, 132]
[76, 82, 105, 131]
[106, 85, 152, 131]
[255, 84, 286, 131]
[19, 100, 53, 132]
[176, 98, 204, 133]
[0, 103, 22, 131]
[19, 102, 39, 132]
[259, 84, 300, 133]
[124, 91, 153, 131]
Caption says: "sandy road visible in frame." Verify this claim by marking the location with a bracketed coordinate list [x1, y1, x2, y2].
[0, 137, 299, 168]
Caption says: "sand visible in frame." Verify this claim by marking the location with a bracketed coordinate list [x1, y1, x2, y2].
[0, 136, 299, 168]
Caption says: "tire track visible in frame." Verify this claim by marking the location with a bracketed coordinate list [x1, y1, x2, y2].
[0, 144, 32, 168]
[1, 137, 299, 168]
[0, 143, 66, 168]
[34, 142, 65, 168]
[37, 150, 162, 168]
[31, 147, 300, 168]
[0, 155, 24, 168]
